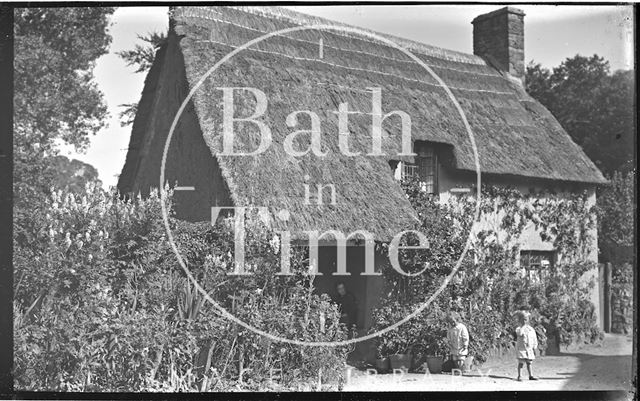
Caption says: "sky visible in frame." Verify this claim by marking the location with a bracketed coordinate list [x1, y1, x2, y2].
[59, 5, 635, 189]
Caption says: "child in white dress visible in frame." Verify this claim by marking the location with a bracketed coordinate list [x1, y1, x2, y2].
[515, 310, 539, 381]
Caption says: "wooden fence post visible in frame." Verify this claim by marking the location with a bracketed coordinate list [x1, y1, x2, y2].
[605, 262, 612, 333]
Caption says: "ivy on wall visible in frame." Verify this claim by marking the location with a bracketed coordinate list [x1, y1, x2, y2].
[370, 177, 602, 364]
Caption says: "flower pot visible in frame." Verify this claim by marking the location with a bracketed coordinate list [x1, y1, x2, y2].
[389, 353, 413, 371]
[546, 330, 560, 355]
[463, 355, 474, 372]
[425, 356, 443, 374]
[375, 357, 390, 373]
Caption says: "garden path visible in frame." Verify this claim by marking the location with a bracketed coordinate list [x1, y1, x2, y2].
[343, 333, 634, 392]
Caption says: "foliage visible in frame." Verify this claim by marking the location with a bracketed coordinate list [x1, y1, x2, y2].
[525, 56, 634, 175]
[118, 104, 139, 128]
[597, 171, 634, 334]
[14, 7, 115, 151]
[371, 302, 449, 359]
[527, 54, 635, 339]
[526, 55, 635, 336]
[597, 170, 635, 265]
[13, 10, 348, 391]
[48, 155, 103, 192]
[369, 178, 602, 365]
[117, 32, 167, 73]
[117, 31, 168, 127]
[14, 185, 349, 391]
[13, 7, 115, 220]
[610, 262, 633, 334]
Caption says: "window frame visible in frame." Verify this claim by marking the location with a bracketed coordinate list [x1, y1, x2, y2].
[520, 250, 555, 284]
[400, 142, 439, 194]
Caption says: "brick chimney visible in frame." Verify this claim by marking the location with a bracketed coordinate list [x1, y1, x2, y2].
[472, 7, 525, 85]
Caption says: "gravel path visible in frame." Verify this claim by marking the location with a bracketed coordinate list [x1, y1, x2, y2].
[343, 333, 634, 392]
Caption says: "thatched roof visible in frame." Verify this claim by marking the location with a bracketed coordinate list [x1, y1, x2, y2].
[119, 6, 606, 241]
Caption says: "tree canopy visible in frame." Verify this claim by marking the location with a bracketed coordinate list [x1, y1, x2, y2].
[597, 170, 635, 264]
[525, 55, 635, 175]
[527, 55, 636, 266]
[13, 7, 115, 205]
[14, 7, 115, 151]
[50, 155, 102, 192]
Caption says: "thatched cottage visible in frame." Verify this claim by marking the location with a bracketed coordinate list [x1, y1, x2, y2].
[118, 6, 607, 335]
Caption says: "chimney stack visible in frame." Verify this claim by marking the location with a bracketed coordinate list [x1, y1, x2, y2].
[472, 7, 525, 85]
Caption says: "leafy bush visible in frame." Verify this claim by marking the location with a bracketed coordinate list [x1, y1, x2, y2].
[14, 185, 349, 391]
[371, 301, 450, 363]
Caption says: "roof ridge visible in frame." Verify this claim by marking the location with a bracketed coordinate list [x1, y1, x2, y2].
[173, 5, 487, 66]
[163, 5, 606, 185]
[184, 13, 501, 77]
[193, 38, 515, 96]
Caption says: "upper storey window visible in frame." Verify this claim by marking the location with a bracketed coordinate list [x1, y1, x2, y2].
[401, 143, 438, 194]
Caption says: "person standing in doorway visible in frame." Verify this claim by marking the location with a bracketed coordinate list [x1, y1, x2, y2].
[334, 282, 358, 334]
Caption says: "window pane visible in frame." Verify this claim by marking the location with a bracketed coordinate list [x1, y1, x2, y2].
[402, 163, 418, 180]
[425, 183, 434, 194]
[408, 143, 438, 194]
[425, 177, 434, 193]
[520, 250, 555, 284]
[531, 254, 541, 265]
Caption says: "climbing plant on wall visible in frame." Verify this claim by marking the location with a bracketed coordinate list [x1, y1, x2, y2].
[370, 177, 602, 364]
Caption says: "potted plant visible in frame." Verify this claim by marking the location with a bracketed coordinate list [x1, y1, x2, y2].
[373, 342, 391, 373]
[389, 346, 413, 371]
[383, 322, 417, 371]
[374, 331, 411, 372]
[422, 337, 449, 374]
[375, 356, 390, 373]
[370, 302, 416, 371]
[425, 355, 444, 374]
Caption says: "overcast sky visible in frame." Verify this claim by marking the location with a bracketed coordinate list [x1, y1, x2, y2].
[59, 5, 634, 189]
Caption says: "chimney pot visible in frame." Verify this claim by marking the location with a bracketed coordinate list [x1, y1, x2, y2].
[472, 7, 526, 85]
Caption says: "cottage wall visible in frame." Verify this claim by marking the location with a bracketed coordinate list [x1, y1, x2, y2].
[437, 166, 602, 328]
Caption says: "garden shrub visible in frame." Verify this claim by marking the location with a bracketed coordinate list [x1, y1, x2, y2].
[14, 184, 349, 391]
